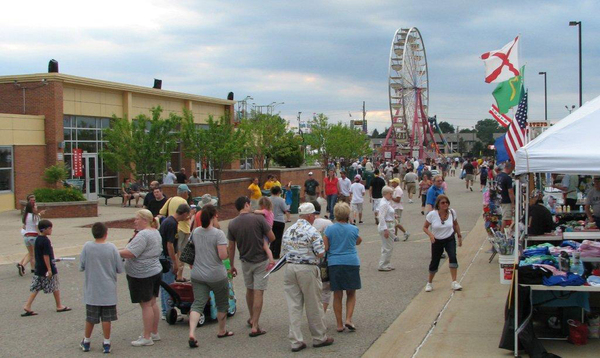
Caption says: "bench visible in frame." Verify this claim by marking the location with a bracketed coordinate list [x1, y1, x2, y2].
[99, 187, 148, 206]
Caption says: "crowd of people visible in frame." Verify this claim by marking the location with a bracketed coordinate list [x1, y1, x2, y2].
[16, 156, 484, 353]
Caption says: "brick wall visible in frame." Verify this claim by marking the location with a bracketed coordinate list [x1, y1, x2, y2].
[160, 178, 252, 206]
[19, 200, 98, 218]
[14, 146, 47, 208]
[0, 81, 63, 167]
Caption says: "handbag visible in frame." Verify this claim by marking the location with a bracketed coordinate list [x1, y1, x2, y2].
[159, 256, 171, 273]
[318, 255, 329, 282]
[179, 236, 196, 265]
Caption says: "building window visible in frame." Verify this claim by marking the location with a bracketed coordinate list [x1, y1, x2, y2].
[0, 146, 13, 192]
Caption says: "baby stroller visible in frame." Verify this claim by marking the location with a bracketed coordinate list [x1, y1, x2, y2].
[160, 260, 237, 326]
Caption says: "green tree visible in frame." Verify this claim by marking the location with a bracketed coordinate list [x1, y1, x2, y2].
[326, 123, 372, 161]
[43, 163, 69, 187]
[438, 121, 455, 133]
[475, 118, 507, 145]
[470, 141, 485, 157]
[180, 114, 247, 207]
[371, 128, 380, 138]
[304, 113, 330, 169]
[459, 128, 475, 133]
[240, 113, 288, 183]
[101, 106, 180, 186]
[272, 132, 304, 168]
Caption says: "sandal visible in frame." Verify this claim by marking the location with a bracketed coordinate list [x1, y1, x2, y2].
[188, 338, 198, 348]
[217, 331, 234, 338]
[345, 323, 356, 332]
[175, 278, 189, 283]
[56, 306, 72, 312]
[21, 309, 38, 317]
[249, 329, 267, 337]
[17, 263, 25, 276]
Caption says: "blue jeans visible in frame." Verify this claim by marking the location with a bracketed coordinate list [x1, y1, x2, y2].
[327, 194, 338, 221]
[160, 260, 175, 316]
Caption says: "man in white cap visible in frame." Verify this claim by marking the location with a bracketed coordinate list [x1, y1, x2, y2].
[281, 202, 333, 352]
[349, 175, 365, 224]
[304, 172, 320, 203]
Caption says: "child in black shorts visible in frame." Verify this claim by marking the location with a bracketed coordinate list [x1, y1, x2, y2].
[22, 219, 71, 317]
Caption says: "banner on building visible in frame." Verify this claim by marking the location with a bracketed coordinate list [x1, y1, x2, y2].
[73, 148, 83, 177]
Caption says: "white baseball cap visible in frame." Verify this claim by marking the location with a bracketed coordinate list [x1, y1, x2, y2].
[298, 202, 318, 215]
[308, 172, 313, 175]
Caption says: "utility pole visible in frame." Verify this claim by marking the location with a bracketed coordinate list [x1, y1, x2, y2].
[297, 112, 302, 135]
[362, 101, 367, 134]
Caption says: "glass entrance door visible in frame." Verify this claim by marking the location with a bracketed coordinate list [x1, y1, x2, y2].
[82, 154, 98, 200]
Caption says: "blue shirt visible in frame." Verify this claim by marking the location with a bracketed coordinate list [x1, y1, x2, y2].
[324, 223, 360, 266]
[426, 185, 444, 206]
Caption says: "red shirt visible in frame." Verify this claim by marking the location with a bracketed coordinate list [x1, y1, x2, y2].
[324, 177, 339, 195]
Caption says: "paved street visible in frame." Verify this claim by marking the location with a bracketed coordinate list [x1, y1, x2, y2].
[0, 175, 485, 357]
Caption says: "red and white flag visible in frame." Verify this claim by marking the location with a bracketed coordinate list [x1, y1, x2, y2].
[481, 36, 520, 83]
[489, 104, 511, 128]
[504, 91, 528, 163]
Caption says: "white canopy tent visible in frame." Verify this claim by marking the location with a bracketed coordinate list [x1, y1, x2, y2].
[515, 94, 600, 175]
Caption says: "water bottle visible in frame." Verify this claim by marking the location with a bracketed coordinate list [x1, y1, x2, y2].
[580, 205, 584, 213]
[559, 251, 571, 273]
[571, 252, 585, 276]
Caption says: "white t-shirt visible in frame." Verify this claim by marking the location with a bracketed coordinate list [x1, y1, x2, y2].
[163, 172, 177, 184]
[426, 209, 457, 240]
[313, 218, 333, 234]
[350, 182, 365, 204]
[338, 177, 352, 196]
[391, 186, 404, 210]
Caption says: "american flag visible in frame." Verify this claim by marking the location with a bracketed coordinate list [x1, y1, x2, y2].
[504, 91, 527, 163]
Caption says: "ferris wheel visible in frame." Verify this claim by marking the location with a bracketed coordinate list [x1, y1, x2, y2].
[383, 27, 437, 160]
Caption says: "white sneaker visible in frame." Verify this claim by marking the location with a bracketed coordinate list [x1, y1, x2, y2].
[131, 337, 154, 347]
[151, 332, 161, 341]
[451, 281, 463, 291]
[403, 232, 410, 241]
[408, 199, 413, 203]
[161, 315, 166, 320]
[425, 282, 433, 292]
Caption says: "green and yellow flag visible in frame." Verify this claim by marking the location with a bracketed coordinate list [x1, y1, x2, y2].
[492, 66, 524, 114]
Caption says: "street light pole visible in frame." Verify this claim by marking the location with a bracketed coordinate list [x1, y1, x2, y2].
[538, 72, 547, 121]
[569, 21, 582, 107]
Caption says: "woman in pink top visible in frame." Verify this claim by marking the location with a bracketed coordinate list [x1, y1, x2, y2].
[255, 197, 275, 269]
[418, 174, 432, 215]
[324, 169, 339, 221]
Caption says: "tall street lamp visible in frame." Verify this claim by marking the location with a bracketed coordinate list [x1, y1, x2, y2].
[538, 72, 547, 121]
[569, 21, 582, 107]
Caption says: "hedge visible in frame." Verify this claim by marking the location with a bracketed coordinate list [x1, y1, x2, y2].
[33, 188, 86, 203]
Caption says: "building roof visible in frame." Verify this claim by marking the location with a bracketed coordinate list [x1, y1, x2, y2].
[0, 73, 235, 106]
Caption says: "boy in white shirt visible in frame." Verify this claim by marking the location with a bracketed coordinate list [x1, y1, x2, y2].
[349, 175, 365, 224]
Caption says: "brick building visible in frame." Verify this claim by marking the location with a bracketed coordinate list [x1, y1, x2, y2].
[0, 71, 235, 212]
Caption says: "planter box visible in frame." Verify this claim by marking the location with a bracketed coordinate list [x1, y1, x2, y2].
[19, 200, 98, 218]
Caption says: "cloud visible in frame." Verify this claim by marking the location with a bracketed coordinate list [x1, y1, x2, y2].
[1, 0, 599, 134]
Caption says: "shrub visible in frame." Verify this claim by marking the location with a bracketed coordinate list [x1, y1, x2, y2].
[272, 133, 304, 168]
[43, 163, 69, 186]
[33, 188, 86, 203]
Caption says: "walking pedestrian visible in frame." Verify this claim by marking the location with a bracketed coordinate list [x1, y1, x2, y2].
[349, 175, 365, 224]
[119, 210, 163, 346]
[337, 171, 352, 204]
[389, 178, 410, 241]
[227, 196, 275, 337]
[377, 186, 397, 271]
[324, 169, 339, 221]
[370, 169, 386, 225]
[323, 202, 362, 332]
[269, 186, 288, 259]
[188, 205, 234, 347]
[248, 177, 262, 210]
[22, 219, 72, 317]
[282, 202, 334, 352]
[423, 195, 463, 292]
[403, 169, 418, 203]
[418, 174, 432, 215]
[304, 172, 320, 202]
[17, 202, 40, 276]
[159, 184, 192, 282]
[79, 222, 123, 353]
[159, 204, 191, 319]
[425, 175, 445, 213]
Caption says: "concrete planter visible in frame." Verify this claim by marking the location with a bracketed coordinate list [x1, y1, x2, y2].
[19, 200, 98, 218]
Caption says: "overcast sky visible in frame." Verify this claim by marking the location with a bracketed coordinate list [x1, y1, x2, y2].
[2, 0, 598, 133]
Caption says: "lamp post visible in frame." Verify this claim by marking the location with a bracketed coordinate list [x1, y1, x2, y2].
[538, 72, 547, 121]
[569, 21, 582, 107]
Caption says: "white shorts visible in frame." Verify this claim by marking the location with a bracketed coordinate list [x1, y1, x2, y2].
[351, 203, 363, 213]
[372, 198, 382, 212]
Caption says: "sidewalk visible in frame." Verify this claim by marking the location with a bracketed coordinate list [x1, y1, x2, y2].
[364, 216, 599, 358]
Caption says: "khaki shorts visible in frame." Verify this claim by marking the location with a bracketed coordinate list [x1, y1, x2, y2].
[241, 260, 269, 291]
[177, 231, 190, 254]
[394, 209, 403, 225]
[351, 203, 363, 213]
[406, 182, 416, 194]
[501, 203, 514, 221]
[465, 174, 475, 182]
[372, 198, 382, 212]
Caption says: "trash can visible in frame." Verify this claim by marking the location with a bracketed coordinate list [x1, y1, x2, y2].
[290, 185, 301, 214]
[364, 170, 374, 190]
[348, 168, 356, 181]
[261, 189, 271, 197]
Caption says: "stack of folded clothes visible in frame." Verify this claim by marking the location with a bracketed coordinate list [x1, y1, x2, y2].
[580, 240, 600, 258]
